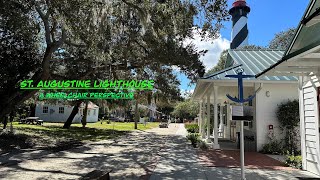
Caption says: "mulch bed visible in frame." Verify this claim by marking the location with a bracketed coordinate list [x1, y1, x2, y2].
[197, 149, 296, 171]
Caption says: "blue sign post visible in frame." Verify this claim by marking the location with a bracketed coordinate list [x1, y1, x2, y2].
[225, 68, 256, 180]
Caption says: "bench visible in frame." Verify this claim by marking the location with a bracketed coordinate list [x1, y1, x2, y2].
[19, 119, 27, 124]
[159, 123, 168, 128]
[36, 120, 44, 125]
[79, 170, 112, 180]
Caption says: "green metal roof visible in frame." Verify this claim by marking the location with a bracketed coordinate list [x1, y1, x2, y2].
[204, 49, 298, 81]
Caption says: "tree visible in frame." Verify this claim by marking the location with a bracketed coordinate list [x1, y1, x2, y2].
[0, 0, 111, 121]
[171, 99, 199, 120]
[1, 0, 230, 127]
[269, 28, 296, 50]
[205, 50, 228, 76]
[237, 45, 266, 50]
[0, 0, 41, 122]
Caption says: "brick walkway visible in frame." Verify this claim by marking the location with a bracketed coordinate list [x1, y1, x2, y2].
[198, 149, 296, 171]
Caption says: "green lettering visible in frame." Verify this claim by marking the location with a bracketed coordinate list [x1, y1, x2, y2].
[37, 80, 44, 88]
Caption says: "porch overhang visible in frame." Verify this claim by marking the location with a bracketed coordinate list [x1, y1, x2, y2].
[256, 47, 320, 77]
[192, 79, 254, 102]
[256, 0, 320, 78]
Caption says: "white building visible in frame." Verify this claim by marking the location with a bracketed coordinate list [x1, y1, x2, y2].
[35, 101, 99, 123]
[256, 0, 320, 175]
[192, 49, 298, 151]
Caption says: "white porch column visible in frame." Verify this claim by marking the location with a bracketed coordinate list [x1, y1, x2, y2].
[199, 101, 202, 135]
[219, 103, 223, 138]
[213, 86, 220, 149]
[206, 93, 211, 142]
[201, 100, 206, 138]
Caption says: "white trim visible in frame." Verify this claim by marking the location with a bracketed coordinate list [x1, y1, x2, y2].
[206, 93, 211, 142]
[302, 53, 320, 59]
[312, 80, 320, 173]
[299, 76, 307, 170]
[282, 60, 320, 67]
[213, 86, 220, 149]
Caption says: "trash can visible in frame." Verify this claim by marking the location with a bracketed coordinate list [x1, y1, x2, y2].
[236, 131, 256, 151]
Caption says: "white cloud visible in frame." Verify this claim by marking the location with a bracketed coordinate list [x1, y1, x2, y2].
[184, 31, 230, 71]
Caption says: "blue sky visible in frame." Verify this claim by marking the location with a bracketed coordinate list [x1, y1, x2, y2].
[179, 0, 310, 96]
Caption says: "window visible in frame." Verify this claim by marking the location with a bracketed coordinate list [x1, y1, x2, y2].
[43, 106, 48, 114]
[93, 109, 96, 115]
[87, 110, 91, 116]
[59, 107, 64, 114]
[244, 121, 253, 128]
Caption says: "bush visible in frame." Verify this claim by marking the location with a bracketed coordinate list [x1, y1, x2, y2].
[276, 99, 300, 154]
[185, 124, 199, 133]
[260, 140, 283, 155]
[198, 140, 208, 150]
[285, 151, 302, 169]
[186, 133, 200, 147]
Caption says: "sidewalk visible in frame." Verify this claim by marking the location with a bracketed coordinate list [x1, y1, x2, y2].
[150, 124, 320, 180]
[150, 123, 208, 179]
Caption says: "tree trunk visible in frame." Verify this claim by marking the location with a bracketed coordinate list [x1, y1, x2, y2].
[63, 100, 82, 129]
[3, 116, 8, 129]
[30, 104, 36, 117]
[134, 100, 139, 129]
[82, 101, 89, 128]
[0, 44, 56, 121]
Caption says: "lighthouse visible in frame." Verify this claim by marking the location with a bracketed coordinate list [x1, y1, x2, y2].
[229, 0, 250, 49]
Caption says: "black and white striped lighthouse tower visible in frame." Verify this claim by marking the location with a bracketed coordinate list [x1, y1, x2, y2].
[229, 0, 250, 49]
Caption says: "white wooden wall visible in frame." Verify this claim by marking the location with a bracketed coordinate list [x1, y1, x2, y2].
[301, 77, 320, 175]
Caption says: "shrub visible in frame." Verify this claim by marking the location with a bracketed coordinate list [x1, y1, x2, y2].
[285, 151, 302, 169]
[186, 133, 200, 147]
[185, 123, 199, 133]
[276, 99, 300, 154]
[198, 140, 208, 150]
[260, 140, 283, 154]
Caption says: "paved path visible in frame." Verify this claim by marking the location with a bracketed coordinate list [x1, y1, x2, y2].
[0, 123, 319, 179]
[150, 125, 320, 180]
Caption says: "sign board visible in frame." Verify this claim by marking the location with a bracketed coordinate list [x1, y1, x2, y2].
[232, 105, 253, 121]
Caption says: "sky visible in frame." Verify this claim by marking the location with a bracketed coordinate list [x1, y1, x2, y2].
[179, 0, 310, 96]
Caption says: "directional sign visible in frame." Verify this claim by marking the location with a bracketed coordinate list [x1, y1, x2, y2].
[232, 105, 253, 121]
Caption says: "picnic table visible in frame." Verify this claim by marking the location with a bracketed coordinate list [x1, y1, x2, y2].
[19, 117, 44, 125]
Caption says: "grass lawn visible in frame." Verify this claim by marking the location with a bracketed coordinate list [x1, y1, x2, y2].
[0, 121, 159, 153]
[12, 121, 159, 141]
